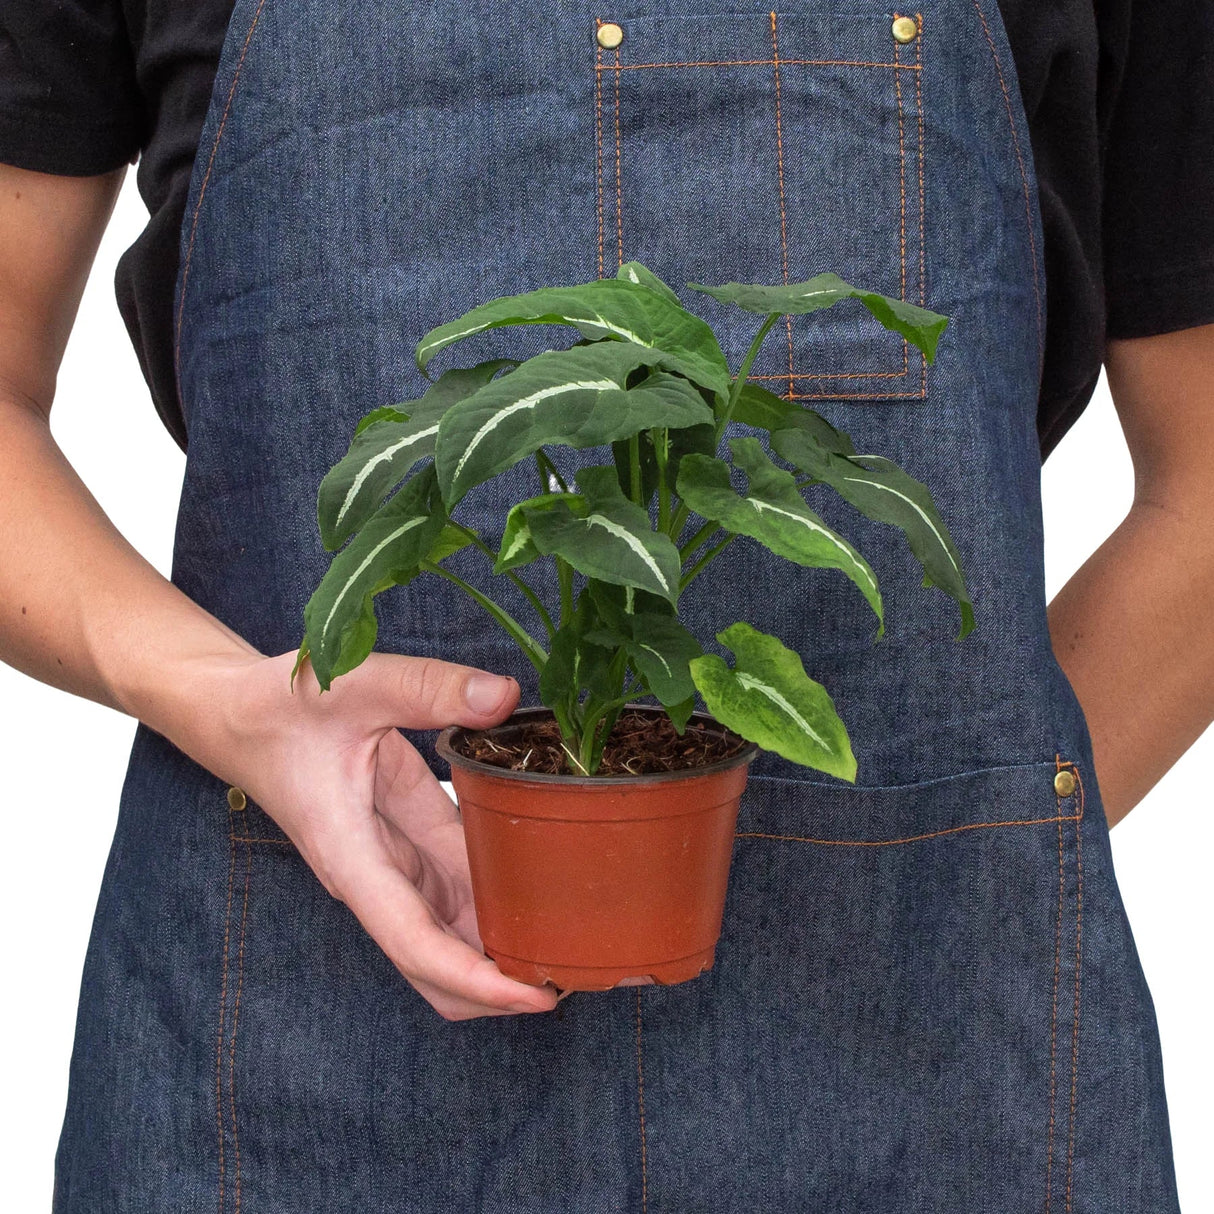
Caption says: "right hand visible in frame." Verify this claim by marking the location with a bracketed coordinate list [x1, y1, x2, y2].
[175, 647, 561, 1022]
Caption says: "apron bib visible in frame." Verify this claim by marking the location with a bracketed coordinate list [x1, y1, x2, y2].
[55, 2, 1180, 1210]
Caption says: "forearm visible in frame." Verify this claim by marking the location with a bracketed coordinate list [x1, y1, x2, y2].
[1047, 494, 1214, 827]
[0, 393, 260, 742]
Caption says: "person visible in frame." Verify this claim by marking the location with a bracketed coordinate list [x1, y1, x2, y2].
[1, 0, 1210, 1209]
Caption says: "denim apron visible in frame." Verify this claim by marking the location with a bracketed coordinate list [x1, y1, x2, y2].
[54, 2, 1182, 1210]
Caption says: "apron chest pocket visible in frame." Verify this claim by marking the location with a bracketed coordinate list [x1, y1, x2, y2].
[597, 7, 929, 402]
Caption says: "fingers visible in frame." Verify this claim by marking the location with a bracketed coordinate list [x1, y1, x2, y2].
[327, 651, 521, 733]
[330, 826, 557, 1021]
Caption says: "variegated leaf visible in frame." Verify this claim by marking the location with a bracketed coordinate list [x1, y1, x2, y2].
[525, 466, 682, 604]
[690, 622, 856, 780]
[730, 382, 855, 456]
[317, 360, 516, 550]
[688, 271, 949, 363]
[772, 430, 975, 639]
[677, 438, 884, 635]
[434, 343, 713, 507]
[415, 277, 731, 401]
[494, 492, 585, 574]
[303, 467, 446, 690]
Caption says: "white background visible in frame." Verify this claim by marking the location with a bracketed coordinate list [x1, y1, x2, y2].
[2, 175, 1209, 1210]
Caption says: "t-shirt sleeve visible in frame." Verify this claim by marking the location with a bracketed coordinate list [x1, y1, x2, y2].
[0, 0, 143, 176]
[1102, 0, 1214, 339]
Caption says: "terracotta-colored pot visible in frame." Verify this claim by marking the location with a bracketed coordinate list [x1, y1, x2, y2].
[437, 705, 759, 991]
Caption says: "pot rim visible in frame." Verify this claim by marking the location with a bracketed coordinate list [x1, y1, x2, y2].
[436, 703, 760, 787]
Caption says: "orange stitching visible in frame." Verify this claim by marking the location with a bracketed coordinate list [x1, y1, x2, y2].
[752, 370, 910, 381]
[229, 835, 292, 846]
[771, 13, 794, 394]
[227, 838, 252, 1213]
[174, 0, 269, 384]
[892, 17, 909, 379]
[595, 25, 605, 278]
[635, 989, 649, 1213]
[1044, 756, 1067, 1213]
[597, 59, 920, 72]
[614, 47, 623, 268]
[970, 0, 1044, 357]
[915, 16, 926, 397]
[1065, 765, 1085, 1211]
[216, 805, 237, 1212]
[786, 390, 927, 400]
[736, 809, 1081, 847]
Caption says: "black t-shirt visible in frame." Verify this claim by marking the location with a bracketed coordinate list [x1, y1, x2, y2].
[2, 2, 1213, 459]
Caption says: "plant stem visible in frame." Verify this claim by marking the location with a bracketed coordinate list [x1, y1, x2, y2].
[651, 427, 672, 530]
[535, 447, 569, 494]
[629, 433, 643, 505]
[420, 561, 548, 672]
[679, 519, 720, 561]
[557, 557, 574, 628]
[716, 313, 781, 438]
[449, 521, 556, 640]
[680, 533, 738, 591]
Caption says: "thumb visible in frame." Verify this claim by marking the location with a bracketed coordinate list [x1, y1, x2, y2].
[351, 652, 521, 731]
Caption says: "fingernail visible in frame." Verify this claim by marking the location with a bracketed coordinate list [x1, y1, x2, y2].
[465, 673, 511, 714]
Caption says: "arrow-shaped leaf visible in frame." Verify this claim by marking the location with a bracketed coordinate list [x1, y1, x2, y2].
[615, 260, 682, 306]
[688, 271, 949, 363]
[318, 360, 517, 550]
[677, 438, 883, 635]
[494, 491, 585, 573]
[525, 465, 682, 604]
[730, 382, 855, 456]
[303, 466, 446, 690]
[772, 430, 974, 639]
[434, 344, 713, 506]
[586, 612, 703, 709]
[690, 622, 856, 780]
[415, 277, 731, 401]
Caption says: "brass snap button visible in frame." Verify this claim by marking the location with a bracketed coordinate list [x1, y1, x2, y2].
[892, 15, 918, 43]
[227, 786, 248, 812]
[597, 22, 624, 49]
[1053, 770, 1076, 798]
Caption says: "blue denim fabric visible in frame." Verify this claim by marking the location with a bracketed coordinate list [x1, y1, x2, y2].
[54, 1, 1180, 1210]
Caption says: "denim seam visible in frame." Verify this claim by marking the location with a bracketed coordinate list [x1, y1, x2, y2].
[772, 11, 795, 388]
[970, 0, 1045, 363]
[600, 11, 927, 397]
[1065, 763, 1086, 1211]
[595, 23, 606, 278]
[1044, 788, 1065, 1212]
[216, 803, 237, 1213]
[174, 0, 270, 390]
[735, 809, 1081, 847]
[635, 989, 650, 1213]
[227, 836, 253, 1214]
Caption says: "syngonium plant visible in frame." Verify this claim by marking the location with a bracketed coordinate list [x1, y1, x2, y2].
[294, 262, 974, 779]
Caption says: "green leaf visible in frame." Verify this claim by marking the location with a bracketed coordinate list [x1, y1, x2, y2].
[434, 343, 713, 506]
[676, 439, 884, 635]
[415, 277, 731, 401]
[587, 612, 703, 708]
[526, 465, 683, 603]
[615, 261, 682, 306]
[772, 431, 975, 639]
[318, 360, 516, 550]
[354, 405, 411, 436]
[731, 382, 855, 456]
[690, 622, 856, 780]
[538, 595, 617, 709]
[303, 466, 447, 689]
[494, 492, 585, 574]
[687, 271, 949, 363]
[666, 694, 697, 734]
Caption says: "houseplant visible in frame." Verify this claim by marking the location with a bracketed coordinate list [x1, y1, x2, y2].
[294, 262, 973, 990]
